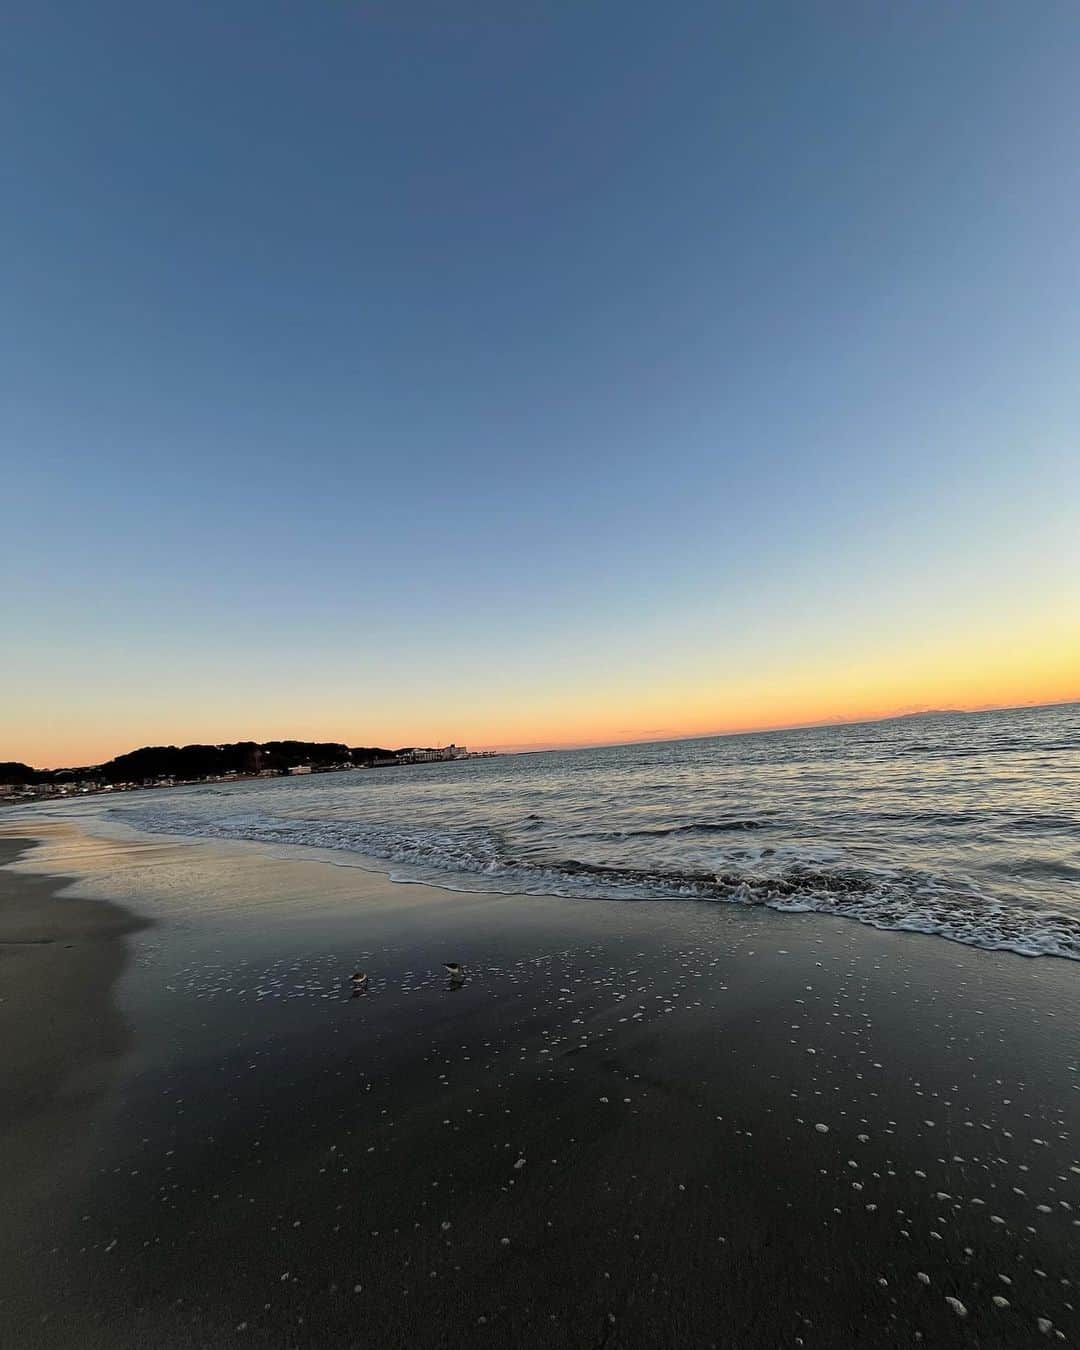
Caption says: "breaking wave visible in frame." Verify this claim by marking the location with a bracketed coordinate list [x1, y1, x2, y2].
[113, 805, 1080, 961]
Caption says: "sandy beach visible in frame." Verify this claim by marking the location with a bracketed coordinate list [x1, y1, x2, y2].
[0, 834, 147, 1323]
[1, 818, 1078, 1348]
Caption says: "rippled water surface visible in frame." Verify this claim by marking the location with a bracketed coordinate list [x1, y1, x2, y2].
[45, 703, 1080, 958]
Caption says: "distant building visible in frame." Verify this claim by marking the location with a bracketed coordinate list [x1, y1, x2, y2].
[390, 744, 478, 765]
[360, 744, 494, 770]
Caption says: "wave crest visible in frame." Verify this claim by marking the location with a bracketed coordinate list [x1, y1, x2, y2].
[112, 805, 1080, 961]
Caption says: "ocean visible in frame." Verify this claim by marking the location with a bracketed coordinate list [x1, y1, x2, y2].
[29, 702, 1080, 959]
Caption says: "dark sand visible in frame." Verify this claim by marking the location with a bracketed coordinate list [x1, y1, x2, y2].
[0, 836, 147, 1325]
[1, 821, 1078, 1348]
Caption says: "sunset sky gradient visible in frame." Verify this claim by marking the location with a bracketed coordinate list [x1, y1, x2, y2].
[4, 1, 1078, 767]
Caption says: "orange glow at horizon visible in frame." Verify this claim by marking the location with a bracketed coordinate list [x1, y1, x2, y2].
[482, 676, 1080, 752]
[9, 635, 1078, 770]
[479, 636, 1080, 751]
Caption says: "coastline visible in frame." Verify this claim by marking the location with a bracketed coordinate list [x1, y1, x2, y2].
[0, 834, 147, 1333]
[1, 817, 1078, 1347]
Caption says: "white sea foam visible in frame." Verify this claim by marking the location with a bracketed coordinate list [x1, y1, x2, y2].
[9, 703, 1067, 961]
[111, 800, 1080, 961]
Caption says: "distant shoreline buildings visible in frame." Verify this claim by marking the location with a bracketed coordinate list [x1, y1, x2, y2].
[0, 741, 498, 804]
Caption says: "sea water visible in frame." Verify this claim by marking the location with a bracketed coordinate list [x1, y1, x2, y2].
[23, 703, 1080, 959]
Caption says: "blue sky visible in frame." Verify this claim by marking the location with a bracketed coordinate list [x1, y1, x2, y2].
[3, 1, 1078, 763]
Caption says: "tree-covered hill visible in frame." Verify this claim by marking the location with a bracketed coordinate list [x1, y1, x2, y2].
[2, 741, 399, 786]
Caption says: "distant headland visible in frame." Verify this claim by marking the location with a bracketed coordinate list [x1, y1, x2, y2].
[0, 740, 497, 804]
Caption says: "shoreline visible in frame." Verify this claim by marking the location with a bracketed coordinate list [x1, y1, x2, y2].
[1, 818, 1078, 1347]
[31, 799, 1080, 965]
[0, 834, 148, 1329]
[0, 747, 500, 807]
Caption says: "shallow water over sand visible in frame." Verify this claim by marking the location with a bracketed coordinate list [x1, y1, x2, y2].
[22, 702, 1080, 958]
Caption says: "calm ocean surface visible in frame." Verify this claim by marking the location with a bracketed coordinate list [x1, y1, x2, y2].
[33, 703, 1080, 959]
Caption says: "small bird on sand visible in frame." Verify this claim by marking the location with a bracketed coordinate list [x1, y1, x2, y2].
[443, 962, 465, 984]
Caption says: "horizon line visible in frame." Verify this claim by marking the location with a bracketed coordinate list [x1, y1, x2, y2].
[10, 695, 1077, 772]
[484, 696, 1080, 754]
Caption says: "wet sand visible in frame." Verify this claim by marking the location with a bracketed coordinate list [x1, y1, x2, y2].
[1, 820, 1078, 1347]
[0, 836, 147, 1329]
